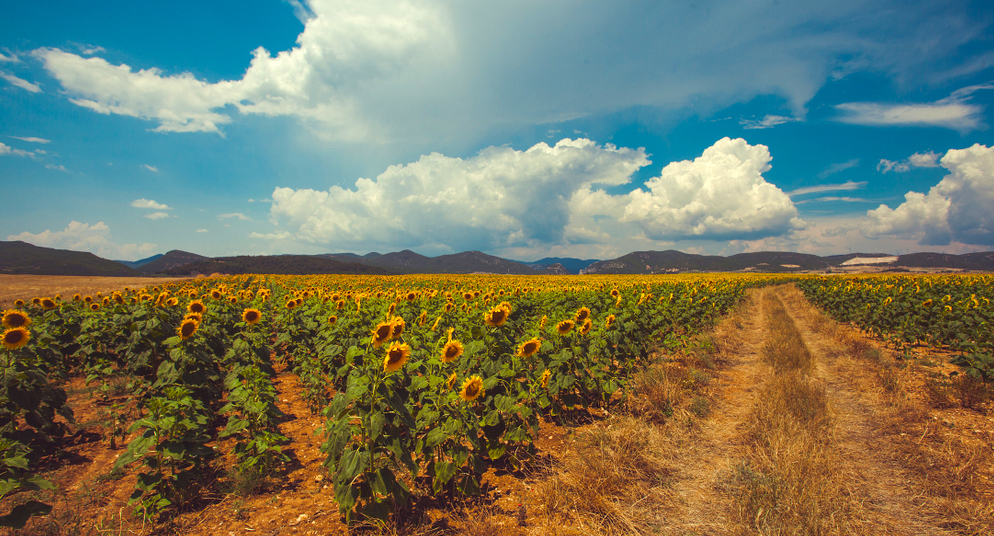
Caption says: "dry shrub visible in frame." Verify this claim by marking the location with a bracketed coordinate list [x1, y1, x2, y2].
[535, 416, 671, 535]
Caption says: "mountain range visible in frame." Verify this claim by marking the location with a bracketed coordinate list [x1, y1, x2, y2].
[2, 240, 993, 277]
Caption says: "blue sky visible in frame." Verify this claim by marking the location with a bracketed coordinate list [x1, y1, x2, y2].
[2, 0, 994, 261]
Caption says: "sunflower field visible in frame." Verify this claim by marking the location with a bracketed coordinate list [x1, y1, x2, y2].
[0, 272, 840, 525]
[797, 274, 994, 379]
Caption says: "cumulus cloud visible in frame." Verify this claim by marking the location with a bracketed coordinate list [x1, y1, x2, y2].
[864, 143, 994, 246]
[739, 115, 801, 130]
[622, 137, 804, 240]
[33, 1, 994, 144]
[878, 150, 943, 173]
[219, 213, 252, 221]
[7, 221, 157, 261]
[144, 212, 171, 220]
[10, 136, 50, 144]
[836, 84, 994, 132]
[131, 198, 171, 210]
[0, 72, 41, 93]
[264, 137, 802, 252]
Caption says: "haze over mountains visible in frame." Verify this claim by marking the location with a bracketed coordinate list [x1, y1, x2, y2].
[2, 240, 993, 277]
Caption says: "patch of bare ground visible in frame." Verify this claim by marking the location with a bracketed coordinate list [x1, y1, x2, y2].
[776, 284, 993, 535]
[0, 275, 191, 308]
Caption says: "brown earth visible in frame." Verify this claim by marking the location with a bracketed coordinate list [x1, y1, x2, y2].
[6, 284, 992, 535]
[0, 275, 192, 309]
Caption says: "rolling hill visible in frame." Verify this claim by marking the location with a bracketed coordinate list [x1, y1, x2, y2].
[320, 250, 536, 274]
[0, 241, 140, 276]
[163, 255, 394, 276]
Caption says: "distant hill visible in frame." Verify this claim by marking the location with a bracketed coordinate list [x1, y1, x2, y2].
[896, 251, 994, 270]
[584, 250, 841, 274]
[138, 250, 210, 274]
[163, 255, 394, 276]
[517, 257, 600, 274]
[0, 241, 140, 276]
[115, 253, 163, 269]
[320, 250, 536, 274]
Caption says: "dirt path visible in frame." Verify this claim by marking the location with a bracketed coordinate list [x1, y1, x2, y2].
[663, 287, 769, 534]
[774, 286, 952, 536]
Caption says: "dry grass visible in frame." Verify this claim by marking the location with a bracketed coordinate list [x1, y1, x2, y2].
[730, 290, 864, 535]
[0, 274, 190, 308]
[534, 416, 674, 535]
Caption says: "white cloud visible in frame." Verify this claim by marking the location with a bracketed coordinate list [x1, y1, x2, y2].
[622, 137, 804, 240]
[878, 150, 944, 173]
[75, 44, 105, 55]
[45, 164, 68, 172]
[0, 142, 34, 157]
[130, 198, 172, 210]
[144, 212, 171, 220]
[835, 84, 994, 132]
[7, 221, 157, 261]
[816, 159, 859, 179]
[265, 137, 803, 252]
[864, 144, 994, 246]
[0, 72, 41, 93]
[219, 213, 252, 221]
[794, 196, 869, 205]
[789, 180, 866, 197]
[10, 136, 50, 144]
[34, 2, 993, 145]
[739, 115, 801, 130]
[143, 164, 159, 172]
[195, 228, 208, 233]
[0, 53, 16, 63]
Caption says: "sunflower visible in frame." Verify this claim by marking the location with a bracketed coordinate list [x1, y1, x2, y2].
[31, 298, 41, 306]
[210, 289, 223, 300]
[90, 303, 100, 311]
[372, 321, 393, 347]
[2, 310, 31, 329]
[921, 299, 933, 308]
[462, 292, 473, 301]
[388, 303, 396, 316]
[72, 294, 81, 301]
[285, 300, 296, 311]
[2, 327, 30, 350]
[13, 300, 24, 307]
[178, 319, 199, 340]
[610, 289, 620, 298]
[575, 307, 591, 322]
[539, 315, 547, 329]
[165, 297, 179, 307]
[447, 372, 458, 390]
[383, 342, 411, 373]
[390, 316, 406, 339]
[242, 308, 262, 325]
[459, 375, 484, 402]
[579, 318, 593, 335]
[441, 340, 464, 363]
[295, 298, 304, 307]
[406, 291, 417, 302]
[517, 337, 541, 358]
[540, 369, 551, 389]
[187, 300, 207, 314]
[228, 296, 238, 304]
[484, 306, 508, 327]
[40, 297, 57, 310]
[556, 319, 574, 335]
[83, 295, 93, 303]
[444, 303, 454, 313]
[336, 300, 346, 310]
[327, 315, 338, 326]
[184, 312, 203, 324]
[605, 314, 616, 330]
[417, 310, 428, 326]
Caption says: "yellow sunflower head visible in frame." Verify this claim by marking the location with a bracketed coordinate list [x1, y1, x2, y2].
[327, 315, 338, 326]
[462, 292, 473, 301]
[372, 321, 393, 347]
[31, 297, 41, 306]
[184, 312, 203, 324]
[610, 289, 620, 298]
[285, 300, 296, 310]
[517, 338, 541, 358]
[390, 316, 406, 339]
[388, 303, 396, 316]
[72, 294, 81, 302]
[575, 307, 591, 322]
[579, 318, 593, 335]
[83, 295, 93, 303]
[2, 327, 30, 350]
[556, 319, 574, 335]
[447, 372, 458, 391]
[459, 375, 484, 402]
[540, 369, 551, 389]
[539, 315, 547, 329]
[13, 300, 24, 307]
[417, 310, 428, 326]
[89, 303, 100, 311]
[178, 319, 199, 340]
[40, 297, 57, 310]
[445, 302, 454, 313]
[210, 289, 223, 300]
[2, 310, 31, 329]
[242, 308, 262, 325]
[406, 291, 417, 302]
[165, 297, 179, 307]
[187, 300, 207, 314]
[441, 340, 464, 363]
[383, 342, 411, 373]
[484, 306, 508, 327]
[605, 314, 616, 330]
